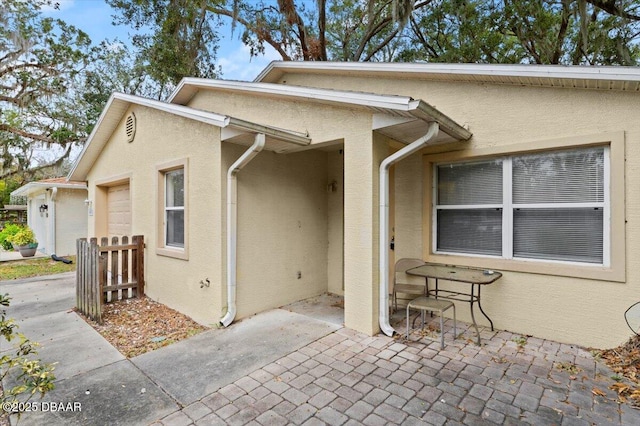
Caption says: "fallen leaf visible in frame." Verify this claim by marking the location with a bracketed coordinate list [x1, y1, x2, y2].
[610, 383, 630, 394]
[592, 388, 606, 397]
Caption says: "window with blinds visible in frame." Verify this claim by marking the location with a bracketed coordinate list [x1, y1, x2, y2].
[434, 146, 608, 265]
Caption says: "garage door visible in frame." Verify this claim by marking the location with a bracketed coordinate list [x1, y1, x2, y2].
[107, 184, 131, 237]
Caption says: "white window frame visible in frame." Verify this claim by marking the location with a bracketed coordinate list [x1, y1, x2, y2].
[164, 168, 185, 249]
[156, 158, 188, 260]
[432, 147, 610, 267]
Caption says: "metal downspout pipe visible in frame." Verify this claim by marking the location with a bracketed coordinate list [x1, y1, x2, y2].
[379, 122, 439, 336]
[220, 133, 266, 327]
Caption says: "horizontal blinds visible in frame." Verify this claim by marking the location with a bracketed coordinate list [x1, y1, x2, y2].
[437, 160, 503, 205]
[437, 209, 502, 256]
[166, 210, 185, 247]
[513, 208, 603, 263]
[512, 148, 604, 204]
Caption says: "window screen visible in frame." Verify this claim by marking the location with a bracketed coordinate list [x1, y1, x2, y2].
[434, 146, 607, 265]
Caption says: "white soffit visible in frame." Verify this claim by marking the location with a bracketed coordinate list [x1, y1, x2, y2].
[68, 93, 310, 181]
[255, 61, 640, 91]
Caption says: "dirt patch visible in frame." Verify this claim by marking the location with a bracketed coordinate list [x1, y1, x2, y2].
[77, 296, 208, 358]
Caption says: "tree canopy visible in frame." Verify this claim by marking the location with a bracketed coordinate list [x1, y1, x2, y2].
[0, 0, 95, 181]
[108, 0, 640, 66]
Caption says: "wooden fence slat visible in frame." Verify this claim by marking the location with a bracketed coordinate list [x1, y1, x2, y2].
[76, 235, 144, 320]
[76, 235, 144, 322]
[134, 235, 145, 297]
[111, 236, 119, 300]
[121, 236, 130, 298]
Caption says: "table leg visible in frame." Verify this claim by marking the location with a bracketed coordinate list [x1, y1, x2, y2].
[476, 285, 494, 331]
[469, 284, 481, 346]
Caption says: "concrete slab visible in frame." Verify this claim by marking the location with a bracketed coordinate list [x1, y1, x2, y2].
[2, 313, 124, 382]
[12, 360, 179, 426]
[282, 293, 344, 326]
[0, 250, 47, 263]
[132, 308, 341, 406]
[8, 310, 87, 343]
[0, 273, 75, 320]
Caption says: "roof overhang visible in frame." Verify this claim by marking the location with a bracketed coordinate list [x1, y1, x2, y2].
[255, 61, 640, 92]
[11, 181, 87, 197]
[68, 93, 311, 181]
[169, 79, 471, 145]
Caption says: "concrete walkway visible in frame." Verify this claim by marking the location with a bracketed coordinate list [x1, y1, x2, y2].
[0, 250, 47, 262]
[2, 275, 639, 425]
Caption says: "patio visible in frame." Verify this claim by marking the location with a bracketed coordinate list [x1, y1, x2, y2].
[155, 295, 640, 425]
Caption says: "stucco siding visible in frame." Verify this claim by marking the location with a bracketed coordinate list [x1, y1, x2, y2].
[189, 90, 379, 333]
[276, 72, 639, 348]
[188, 91, 370, 145]
[327, 150, 344, 295]
[221, 143, 329, 319]
[85, 105, 224, 326]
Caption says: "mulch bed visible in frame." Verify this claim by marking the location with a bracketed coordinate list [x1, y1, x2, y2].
[598, 334, 640, 405]
[77, 296, 208, 358]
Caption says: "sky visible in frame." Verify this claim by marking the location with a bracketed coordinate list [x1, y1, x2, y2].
[42, 0, 281, 82]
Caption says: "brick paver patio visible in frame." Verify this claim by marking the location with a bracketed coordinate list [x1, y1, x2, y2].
[153, 317, 640, 425]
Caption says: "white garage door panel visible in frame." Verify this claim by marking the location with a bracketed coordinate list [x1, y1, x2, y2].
[107, 184, 131, 237]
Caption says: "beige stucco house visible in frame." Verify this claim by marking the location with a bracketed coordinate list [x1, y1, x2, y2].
[69, 62, 640, 349]
[11, 178, 87, 256]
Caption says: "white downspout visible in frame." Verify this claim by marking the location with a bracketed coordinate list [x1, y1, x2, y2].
[220, 133, 266, 327]
[50, 187, 58, 255]
[379, 122, 439, 336]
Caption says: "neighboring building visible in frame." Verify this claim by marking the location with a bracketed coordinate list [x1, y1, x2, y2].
[11, 178, 88, 256]
[69, 62, 640, 348]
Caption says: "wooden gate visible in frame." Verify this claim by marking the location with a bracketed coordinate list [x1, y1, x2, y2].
[76, 236, 145, 323]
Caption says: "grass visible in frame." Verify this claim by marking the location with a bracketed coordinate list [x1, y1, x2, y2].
[0, 255, 76, 280]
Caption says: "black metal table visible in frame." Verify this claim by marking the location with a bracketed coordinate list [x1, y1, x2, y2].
[406, 263, 502, 345]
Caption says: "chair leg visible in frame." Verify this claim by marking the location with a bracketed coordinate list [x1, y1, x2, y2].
[452, 305, 457, 341]
[406, 304, 410, 340]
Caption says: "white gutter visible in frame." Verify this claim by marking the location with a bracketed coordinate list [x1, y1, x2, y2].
[220, 133, 266, 327]
[379, 122, 439, 336]
[50, 187, 58, 255]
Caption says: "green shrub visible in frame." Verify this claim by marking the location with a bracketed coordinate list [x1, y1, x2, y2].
[0, 224, 22, 250]
[9, 226, 37, 247]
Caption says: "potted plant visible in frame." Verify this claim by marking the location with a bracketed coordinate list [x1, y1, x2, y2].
[8, 226, 38, 257]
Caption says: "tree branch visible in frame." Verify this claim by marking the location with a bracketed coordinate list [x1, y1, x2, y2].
[207, 5, 292, 60]
[585, 0, 640, 21]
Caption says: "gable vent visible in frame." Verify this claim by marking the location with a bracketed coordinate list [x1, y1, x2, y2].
[125, 112, 136, 142]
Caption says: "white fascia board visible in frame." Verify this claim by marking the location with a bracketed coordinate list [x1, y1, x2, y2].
[227, 117, 310, 146]
[411, 101, 472, 141]
[11, 182, 87, 197]
[173, 78, 470, 142]
[170, 78, 417, 111]
[116, 93, 229, 127]
[256, 61, 640, 83]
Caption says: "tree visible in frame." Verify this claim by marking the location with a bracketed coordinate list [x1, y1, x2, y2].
[107, 0, 220, 91]
[403, 0, 640, 65]
[108, 0, 431, 65]
[0, 0, 95, 181]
